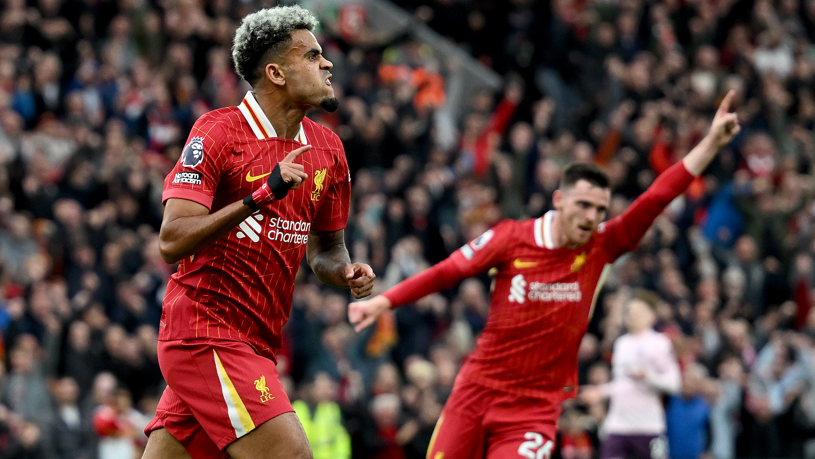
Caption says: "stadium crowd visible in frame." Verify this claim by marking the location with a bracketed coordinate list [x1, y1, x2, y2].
[0, 0, 814, 458]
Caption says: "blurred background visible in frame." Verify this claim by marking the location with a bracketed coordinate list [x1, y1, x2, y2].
[0, 0, 814, 458]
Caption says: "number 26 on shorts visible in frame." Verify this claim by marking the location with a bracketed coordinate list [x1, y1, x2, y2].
[517, 432, 554, 459]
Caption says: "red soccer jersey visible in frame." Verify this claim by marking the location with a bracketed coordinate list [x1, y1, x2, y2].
[160, 91, 351, 359]
[383, 162, 694, 400]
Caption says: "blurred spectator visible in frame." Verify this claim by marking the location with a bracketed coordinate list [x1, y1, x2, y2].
[394, 388, 441, 459]
[709, 355, 746, 459]
[92, 386, 148, 459]
[370, 361, 402, 397]
[59, 320, 98, 398]
[796, 331, 815, 458]
[666, 363, 712, 459]
[0, 214, 39, 284]
[45, 376, 94, 459]
[1, 338, 53, 425]
[557, 408, 595, 459]
[4, 417, 47, 459]
[744, 331, 808, 457]
[293, 372, 351, 459]
[356, 393, 405, 459]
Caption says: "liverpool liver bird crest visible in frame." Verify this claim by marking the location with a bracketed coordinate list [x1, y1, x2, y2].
[254, 375, 274, 402]
[311, 168, 327, 201]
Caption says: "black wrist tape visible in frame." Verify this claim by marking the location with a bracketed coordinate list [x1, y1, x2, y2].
[243, 194, 260, 211]
[268, 163, 293, 200]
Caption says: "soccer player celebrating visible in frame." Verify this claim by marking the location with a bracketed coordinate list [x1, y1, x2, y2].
[349, 91, 741, 459]
[142, 6, 374, 459]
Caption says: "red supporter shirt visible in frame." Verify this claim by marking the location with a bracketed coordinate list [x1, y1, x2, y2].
[383, 162, 694, 400]
[160, 91, 351, 359]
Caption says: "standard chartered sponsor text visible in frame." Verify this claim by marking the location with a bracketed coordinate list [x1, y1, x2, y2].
[267, 217, 311, 244]
[528, 282, 582, 302]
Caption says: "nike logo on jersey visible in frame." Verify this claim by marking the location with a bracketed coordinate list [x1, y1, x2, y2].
[513, 259, 539, 269]
[246, 171, 271, 182]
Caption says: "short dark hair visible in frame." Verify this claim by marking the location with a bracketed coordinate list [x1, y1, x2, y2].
[559, 162, 610, 190]
[232, 5, 318, 86]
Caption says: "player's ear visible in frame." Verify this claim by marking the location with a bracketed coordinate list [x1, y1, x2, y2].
[265, 62, 286, 86]
[553, 189, 563, 210]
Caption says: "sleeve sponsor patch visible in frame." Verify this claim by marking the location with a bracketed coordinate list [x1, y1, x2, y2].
[470, 229, 494, 250]
[173, 171, 202, 185]
[460, 244, 475, 260]
[181, 136, 205, 168]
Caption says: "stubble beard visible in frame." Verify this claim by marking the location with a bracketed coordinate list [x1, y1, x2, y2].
[568, 225, 592, 247]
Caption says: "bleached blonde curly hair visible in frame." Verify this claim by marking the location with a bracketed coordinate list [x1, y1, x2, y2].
[232, 5, 319, 85]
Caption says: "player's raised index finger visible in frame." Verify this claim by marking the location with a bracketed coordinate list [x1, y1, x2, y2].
[717, 90, 735, 117]
[282, 145, 312, 163]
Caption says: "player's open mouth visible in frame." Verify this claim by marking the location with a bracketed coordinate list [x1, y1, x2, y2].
[325, 74, 332, 86]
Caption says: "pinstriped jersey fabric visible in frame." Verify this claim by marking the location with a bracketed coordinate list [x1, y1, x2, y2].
[160, 92, 351, 360]
[383, 162, 694, 400]
[448, 216, 615, 401]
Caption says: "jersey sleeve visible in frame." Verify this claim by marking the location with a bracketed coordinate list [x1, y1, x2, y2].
[601, 161, 694, 261]
[644, 334, 681, 394]
[311, 143, 351, 232]
[383, 220, 514, 308]
[162, 116, 231, 210]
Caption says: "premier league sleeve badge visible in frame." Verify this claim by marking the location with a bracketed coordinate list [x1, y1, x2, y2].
[182, 137, 205, 168]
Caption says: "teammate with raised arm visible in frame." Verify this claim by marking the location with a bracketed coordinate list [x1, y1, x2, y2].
[142, 6, 374, 459]
[349, 92, 741, 459]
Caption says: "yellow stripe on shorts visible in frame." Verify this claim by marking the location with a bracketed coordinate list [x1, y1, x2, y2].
[213, 350, 255, 437]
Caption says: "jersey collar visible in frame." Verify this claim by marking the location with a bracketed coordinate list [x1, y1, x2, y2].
[535, 211, 556, 249]
[237, 91, 308, 144]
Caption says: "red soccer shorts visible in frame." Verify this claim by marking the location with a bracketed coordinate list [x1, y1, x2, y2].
[427, 378, 561, 459]
[144, 338, 293, 459]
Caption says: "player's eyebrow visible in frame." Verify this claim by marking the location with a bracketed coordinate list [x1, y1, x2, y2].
[305, 48, 321, 58]
[577, 200, 607, 212]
